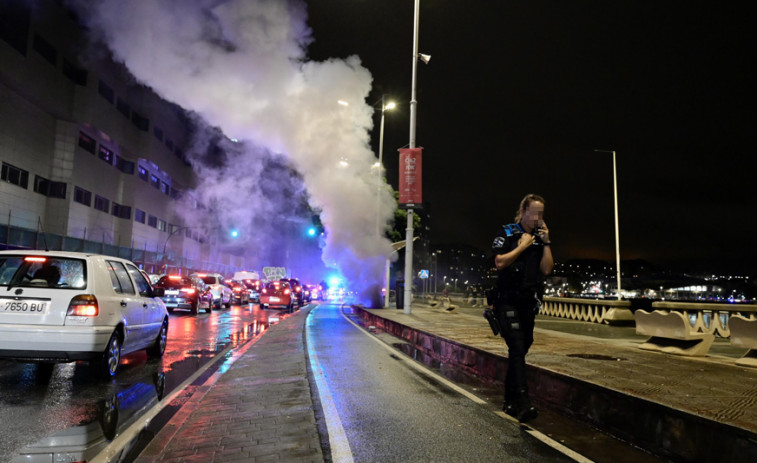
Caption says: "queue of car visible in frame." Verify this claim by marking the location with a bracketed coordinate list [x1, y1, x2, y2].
[0, 249, 322, 379]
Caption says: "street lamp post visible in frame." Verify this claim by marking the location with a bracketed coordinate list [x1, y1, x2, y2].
[594, 149, 622, 300]
[376, 96, 395, 309]
[404, 0, 421, 314]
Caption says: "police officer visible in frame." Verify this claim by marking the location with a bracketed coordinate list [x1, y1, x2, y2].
[491, 193, 553, 422]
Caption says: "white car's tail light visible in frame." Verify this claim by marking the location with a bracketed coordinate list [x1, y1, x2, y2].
[67, 294, 99, 317]
[180, 288, 196, 295]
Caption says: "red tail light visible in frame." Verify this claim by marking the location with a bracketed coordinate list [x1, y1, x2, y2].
[234, 287, 242, 293]
[25, 256, 47, 262]
[169, 275, 182, 280]
[295, 286, 301, 292]
[67, 294, 99, 317]
[181, 288, 196, 295]
[284, 289, 291, 295]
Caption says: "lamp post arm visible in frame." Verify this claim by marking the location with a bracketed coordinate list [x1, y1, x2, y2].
[163, 226, 187, 255]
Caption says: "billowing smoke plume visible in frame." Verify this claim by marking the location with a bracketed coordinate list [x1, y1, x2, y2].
[72, 0, 396, 304]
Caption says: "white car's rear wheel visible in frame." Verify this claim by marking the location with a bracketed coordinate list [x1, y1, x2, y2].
[95, 332, 121, 378]
[147, 321, 168, 358]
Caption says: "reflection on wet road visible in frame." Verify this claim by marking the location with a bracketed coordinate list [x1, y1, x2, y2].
[0, 303, 279, 463]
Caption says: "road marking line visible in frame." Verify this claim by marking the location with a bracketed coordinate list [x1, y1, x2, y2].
[340, 307, 594, 463]
[306, 307, 355, 463]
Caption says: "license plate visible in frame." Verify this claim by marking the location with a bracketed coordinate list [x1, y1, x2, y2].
[2, 300, 48, 314]
[166, 290, 179, 296]
[270, 297, 280, 302]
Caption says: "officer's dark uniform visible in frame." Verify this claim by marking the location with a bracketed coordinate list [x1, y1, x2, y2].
[491, 223, 545, 421]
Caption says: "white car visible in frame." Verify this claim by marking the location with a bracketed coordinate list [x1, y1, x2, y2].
[191, 273, 233, 309]
[0, 250, 169, 378]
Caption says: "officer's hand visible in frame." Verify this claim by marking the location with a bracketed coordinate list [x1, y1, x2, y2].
[518, 233, 535, 248]
[538, 222, 550, 243]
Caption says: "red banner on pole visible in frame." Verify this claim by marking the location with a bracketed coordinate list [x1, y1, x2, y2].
[398, 148, 422, 207]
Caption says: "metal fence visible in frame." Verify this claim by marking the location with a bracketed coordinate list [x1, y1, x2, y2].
[0, 224, 242, 277]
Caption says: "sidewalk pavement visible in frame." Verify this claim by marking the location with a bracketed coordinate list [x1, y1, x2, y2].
[134, 299, 757, 462]
[135, 306, 323, 463]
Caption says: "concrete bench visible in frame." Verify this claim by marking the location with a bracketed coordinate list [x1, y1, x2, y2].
[634, 309, 714, 356]
[729, 315, 757, 367]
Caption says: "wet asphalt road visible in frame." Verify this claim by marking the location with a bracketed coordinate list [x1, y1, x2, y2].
[0, 302, 276, 463]
[307, 303, 574, 462]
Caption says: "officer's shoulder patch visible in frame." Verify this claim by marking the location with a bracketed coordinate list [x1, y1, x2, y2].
[492, 236, 505, 248]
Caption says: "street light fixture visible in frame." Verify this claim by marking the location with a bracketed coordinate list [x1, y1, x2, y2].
[594, 149, 622, 300]
[373, 95, 396, 308]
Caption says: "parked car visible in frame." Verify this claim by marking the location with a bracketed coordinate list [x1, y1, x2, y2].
[281, 278, 304, 306]
[260, 280, 295, 311]
[303, 284, 322, 302]
[229, 280, 250, 304]
[0, 250, 168, 378]
[154, 275, 212, 314]
[191, 273, 232, 309]
[239, 278, 262, 303]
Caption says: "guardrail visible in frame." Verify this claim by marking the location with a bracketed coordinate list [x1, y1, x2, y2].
[542, 296, 634, 325]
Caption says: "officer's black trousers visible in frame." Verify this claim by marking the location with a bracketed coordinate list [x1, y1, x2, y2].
[495, 298, 536, 404]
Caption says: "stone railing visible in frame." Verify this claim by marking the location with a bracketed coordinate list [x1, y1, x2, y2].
[542, 297, 634, 325]
[650, 301, 757, 339]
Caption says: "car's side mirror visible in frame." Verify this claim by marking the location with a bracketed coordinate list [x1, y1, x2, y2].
[152, 287, 165, 297]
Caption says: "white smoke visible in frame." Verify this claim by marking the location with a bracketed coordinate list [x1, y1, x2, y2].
[72, 0, 396, 303]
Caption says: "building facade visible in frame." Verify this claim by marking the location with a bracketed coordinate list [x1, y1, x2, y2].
[0, 1, 243, 274]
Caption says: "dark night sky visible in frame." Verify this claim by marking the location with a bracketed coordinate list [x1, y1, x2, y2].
[305, 1, 755, 274]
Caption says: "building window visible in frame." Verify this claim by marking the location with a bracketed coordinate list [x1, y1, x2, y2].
[1, 162, 29, 189]
[170, 188, 182, 200]
[74, 186, 92, 206]
[78, 131, 96, 154]
[116, 97, 130, 118]
[112, 203, 131, 219]
[153, 126, 164, 142]
[157, 219, 167, 232]
[174, 148, 184, 159]
[165, 138, 174, 151]
[135, 208, 146, 224]
[98, 145, 114, 165]
[137, 166, 149, 182]
[147, 215, 158, 228]
[131, 111, 149, 131]
[94, 195, 110, 213]
[160, 181, 170, 195]
[150, 174, 160, 189]
[98, 80, 115, 104]
[33, 175, 66, 198]
[62, 58, 87, 86]
[116, 157, 135, 175]
[32, 33, 56, 65]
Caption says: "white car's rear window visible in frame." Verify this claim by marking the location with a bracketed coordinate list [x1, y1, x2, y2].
[0, 255, 86, 289]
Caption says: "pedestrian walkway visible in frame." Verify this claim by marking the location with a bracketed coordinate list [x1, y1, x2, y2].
[358, 299, 757, 463]
[134, 300, 757, 463]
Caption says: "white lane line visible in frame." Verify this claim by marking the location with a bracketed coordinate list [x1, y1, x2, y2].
[306, 307, 355, 463]
[340, 308, 594, 463]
